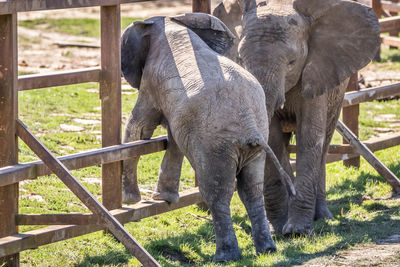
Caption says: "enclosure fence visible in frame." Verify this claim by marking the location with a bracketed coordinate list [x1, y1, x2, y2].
[0, 0, 400, 266]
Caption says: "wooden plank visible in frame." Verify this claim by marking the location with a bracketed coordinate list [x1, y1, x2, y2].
[16, 214, 101, 226]
[0, 12, 19, 267]
[379, 15, 400, 33]
[381, 35, 400, 48]
[0, 0, 155, 15]
[0, 136, 167, 187]
[358, 0, 400, 13]
[343, 83, 400, 107]
[16, 188, 203, 226]
[16, 120, 160, 267]
[289, 132, 400, 155]
[373, 0, 384, 17]
[100, 5, 122, 211]
[388, 0, 399, 49]
[343, 73, 360, 168]
[0, 188, 202, 257]
[192, 0, 211, 13]
[336, 120, 400, 193]
[18, 67, 100, 91]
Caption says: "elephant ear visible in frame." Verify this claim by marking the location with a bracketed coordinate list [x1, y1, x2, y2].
[171, 13, 236, 55]
[295, 0, 380, 98]
[212, 0, 242, 38]
[121, 20, 153, 89]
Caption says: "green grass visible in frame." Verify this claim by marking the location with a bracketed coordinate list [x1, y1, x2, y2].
[18, 17, 140, 37]
[12, 17, 400, 266]
[14, 82, 400, 266]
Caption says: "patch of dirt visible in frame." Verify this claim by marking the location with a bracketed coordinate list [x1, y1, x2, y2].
[299, 235, 400, 266]
[17, 1, 223, 74]
[21, 193, 45, 203]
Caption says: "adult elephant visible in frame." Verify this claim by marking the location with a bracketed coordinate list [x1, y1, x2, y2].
[213, 0, 380, 235]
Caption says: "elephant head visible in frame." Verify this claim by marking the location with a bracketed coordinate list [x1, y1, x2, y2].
[214, 0, 380, 114]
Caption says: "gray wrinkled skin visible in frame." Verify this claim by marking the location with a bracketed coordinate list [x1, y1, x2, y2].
[121, 13, 279, 261]
[213, 0, 381, 235]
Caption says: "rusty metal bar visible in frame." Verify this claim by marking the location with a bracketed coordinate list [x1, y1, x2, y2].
[336, 120, 400, 193]
[16, 119, 160, 267]
[18, 67, 101, 91]
[0, 136, 167, 187]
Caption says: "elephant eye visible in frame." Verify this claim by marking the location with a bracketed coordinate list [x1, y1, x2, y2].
[289, 59, 296, 65]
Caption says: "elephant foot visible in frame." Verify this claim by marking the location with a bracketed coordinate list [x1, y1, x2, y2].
[315, 200, 333, 220]
[122, 185, 141, 204]
[282, 219, 313, 236]
[267, 215, 288, 235]
[152, 190, 179, 203]
[213, 245, 240, 262]
[254, 236, 277, 255]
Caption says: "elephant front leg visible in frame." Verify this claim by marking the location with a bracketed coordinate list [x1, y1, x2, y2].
[264, 116, 294, 234]
[238, 153, 276, 254]
[283, 95, 327, 235]
[152, 127, 184, 203]
[122, 94, 162, 204]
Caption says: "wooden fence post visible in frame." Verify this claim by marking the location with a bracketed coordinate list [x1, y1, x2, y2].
[0, 12, 19, 267]
[342, 73, 360, 168]
[192, 0, 211, 13]
[192, 0, 211, 210]
[100, 5, 122, 210]
[372, 0, 382, 61]
[389, 0, 399, 49]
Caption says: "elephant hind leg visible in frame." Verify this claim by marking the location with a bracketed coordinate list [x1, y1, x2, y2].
[237, 152, 276, 254]
[264, 115, 294, 234]
[152, 127, 184, 203]
[195, 152, 239, 262]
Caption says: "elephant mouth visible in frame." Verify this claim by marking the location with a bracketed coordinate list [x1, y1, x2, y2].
[280, 120, 296, 133]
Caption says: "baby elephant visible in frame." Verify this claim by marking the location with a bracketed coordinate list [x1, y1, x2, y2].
[121, 13, 295, 261]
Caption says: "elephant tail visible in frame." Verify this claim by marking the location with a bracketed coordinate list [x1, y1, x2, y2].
[249, 137, 296, 198]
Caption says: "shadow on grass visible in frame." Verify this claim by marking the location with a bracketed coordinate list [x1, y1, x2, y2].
[75, 162, 400, 266]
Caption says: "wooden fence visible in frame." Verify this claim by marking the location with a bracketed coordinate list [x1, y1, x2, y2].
[0, 0, 399, 266]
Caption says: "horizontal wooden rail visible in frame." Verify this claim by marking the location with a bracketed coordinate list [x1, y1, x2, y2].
[288, 132, 400, 154]
[18, 67, 101, 91]
[381, 35, 400, 47]
[0, 136, 167, 187]
[379, 15, 400, 33]
[289, 132, 400, 170]
[0, 188, 202, 258]
[343, 83, 400, 107]
[0, 0, 154, 15]
[357, 0, 400, 13]
[326, 132, 400, 163]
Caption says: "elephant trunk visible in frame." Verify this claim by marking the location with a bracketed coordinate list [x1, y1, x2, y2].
[252, 66, 287, 118]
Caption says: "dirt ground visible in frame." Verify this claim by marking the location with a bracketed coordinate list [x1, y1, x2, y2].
[16, 1, 400, 266]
